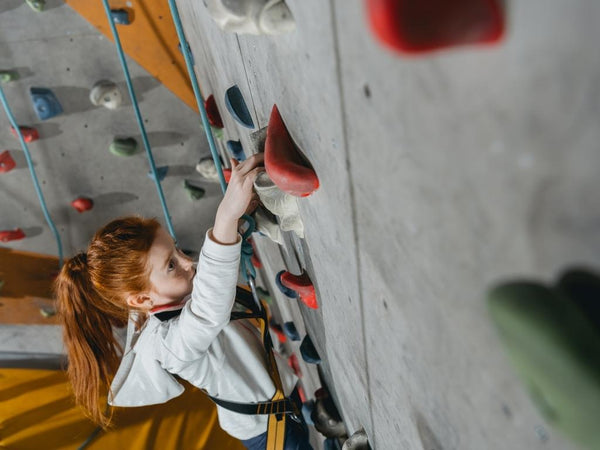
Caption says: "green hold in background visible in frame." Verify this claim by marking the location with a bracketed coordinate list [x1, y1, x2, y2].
[488, 271, 600, 450]
[26, 0, 45, 12]
[183, 180, 205, 200]
[110, 137, 138, 157]
[0, 71, 19, 83]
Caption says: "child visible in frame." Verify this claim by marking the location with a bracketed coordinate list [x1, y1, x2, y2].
[55, 154, 313, 449]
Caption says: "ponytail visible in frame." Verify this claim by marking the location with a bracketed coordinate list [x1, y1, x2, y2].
[54, 216, 160, 428]
[55, 252, 125, 428]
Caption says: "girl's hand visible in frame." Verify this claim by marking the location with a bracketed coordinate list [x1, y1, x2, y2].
[212, 154, 264, 244]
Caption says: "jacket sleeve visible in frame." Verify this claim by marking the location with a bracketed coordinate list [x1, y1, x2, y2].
[155, 229, 242, 362]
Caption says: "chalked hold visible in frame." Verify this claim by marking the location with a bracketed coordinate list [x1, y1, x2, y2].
[110, 137, 138, 156]
[30, 87, 63, 120]
[488, 281, 600, 449]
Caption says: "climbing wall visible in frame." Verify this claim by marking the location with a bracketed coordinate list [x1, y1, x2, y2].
[173, 0, 600, 449]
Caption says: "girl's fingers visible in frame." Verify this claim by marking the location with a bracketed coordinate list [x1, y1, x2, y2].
[235, 153, 264, 176]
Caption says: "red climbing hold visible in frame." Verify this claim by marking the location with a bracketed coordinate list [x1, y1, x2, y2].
[0, 228, 25, 242]
[71, 197, 94, 213]
[280, 271, 318, 309]
[223, 168, 232, 183]
[11, 126, 39, 143]
[269, 320, 287, 343]
[264, 105, 319, 197]
[205, 94, 224, 129]
[288, 353, 302, 378]
[0, 151, 16, 173]
[366, 0, 504, 54]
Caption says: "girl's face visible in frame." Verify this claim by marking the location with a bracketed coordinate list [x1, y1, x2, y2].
[146, 227, 195, 308]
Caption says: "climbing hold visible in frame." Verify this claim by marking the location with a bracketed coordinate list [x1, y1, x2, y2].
[0, 151, 16, 173]
[296, 384, 306, 403]
[342, 428, 369, 450]
[110, 9, 131, 25]
[300, 334, 321, 364]
[183, 180, 206, 200]
[30, 87, 63, 121]
[109, 137, 138, 157]
[287, 353, 302, 378]
[225, 85, 254, 128]
[90, 80, 123, 110]
[71, 197, 93, 213]
[269, 319, 287, 343]
[226, 140, 246, 161]
[265, 105, 319, 197]
[366, 0, 505, 55]
[177, 41, 195, 65]
[254, 172, 304, 239]
[148, 166, 169, 182]
[251, 253, 262, 269]
[25, 0, 45, 12]
[556, 268, 600, 332]
[196, 156, 222, 182]
[312, 388, 346, 438]
[0, 71, 19, 83]
[280, 271, 318, 309]
[275, 270, 298, 299]
[488, 282, 600, 449]
[203, 0, 295, 35]
[254, 206, 285, 245]
[205, 95, 224, 129]
[256, 286, 273, 304]
[282, 321, 301, 341]
[223, 168, 232, 183]
[11, 126, 39, 143]
[212, 126, 224, 140]
[0, 228, 25, 242]
[40, 306, 56, 318]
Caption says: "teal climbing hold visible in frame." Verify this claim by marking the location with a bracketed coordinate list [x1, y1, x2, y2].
[226, 140, 246, 161]
[26, 0, 45, 12]
[110, 9, 131, 25]
[148, 166, 169, 182]
[109, 137, 138, 156]
[300, 334, 321, 364]
[225, 85, 254, 129]
[0, 71, 19, 83]
[256, 286, 273, 304]
[183, 180, 206, 200]
[30, 87, 63, 120]
[283, 321, 301, 341]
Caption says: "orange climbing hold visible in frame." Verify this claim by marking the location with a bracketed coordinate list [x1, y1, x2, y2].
[264, 105, 319, 197]
[366, 0, 504, 54]
[0, 151, 16, 173]
[11, 126, 39, 143]
[0, 228, 25, 242]
[205, 94, 224, 129]
[71, 197, 94, 213]
[280, 271, 318, 309]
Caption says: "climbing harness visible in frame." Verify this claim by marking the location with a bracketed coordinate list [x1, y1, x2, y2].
[100, 0, 176, 240]
[0, 85, 64, 266]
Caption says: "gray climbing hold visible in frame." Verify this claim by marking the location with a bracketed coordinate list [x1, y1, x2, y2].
[30, 87, 63, 120]
[183, 180, 206, 200]
[90, 80, 122, 110]
[110, 137, 138, 156]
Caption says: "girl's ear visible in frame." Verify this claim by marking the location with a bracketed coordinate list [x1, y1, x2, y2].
[125, 293, 153, 309]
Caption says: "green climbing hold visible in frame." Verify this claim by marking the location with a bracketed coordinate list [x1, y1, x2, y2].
[26, 0, 45, 12]
[256, 286, 273, 305]
[184, 180, 205, 200]
[488, 281, 600, 449]
[211, 126, 224, 140]
[110, 137, 138, 157]
[0, 71, 19, 83]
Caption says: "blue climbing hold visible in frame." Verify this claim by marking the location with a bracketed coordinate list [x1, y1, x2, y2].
[226, 140, 246, 161]
[178, 42, 195, 66]
[283, 322, 301, 341]
[30, 87, 63, 120]
[276, 270, 298, 298]
[302, 401, 315, 426]
[148, 166, 169, 182]
[300, 334, 321, 364]
[225, 85, 254, 129]
[110, 9, 131, 25]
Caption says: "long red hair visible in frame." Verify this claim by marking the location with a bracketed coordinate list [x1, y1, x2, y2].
[55, 216, 160, 427]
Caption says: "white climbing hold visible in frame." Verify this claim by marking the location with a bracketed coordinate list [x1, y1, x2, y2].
[254, 206, 284, 245]
[195, 156, 221, 182]
[204, 0, 295, 35]
[342, 429, 369, 450]
[253, 171, 304, 239]
[90, 80, 123, 110]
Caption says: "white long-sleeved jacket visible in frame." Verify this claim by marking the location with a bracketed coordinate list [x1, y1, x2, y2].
[109, 231, 298, 440]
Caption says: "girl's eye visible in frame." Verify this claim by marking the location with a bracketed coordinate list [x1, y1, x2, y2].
[168, 259, 175, 271]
